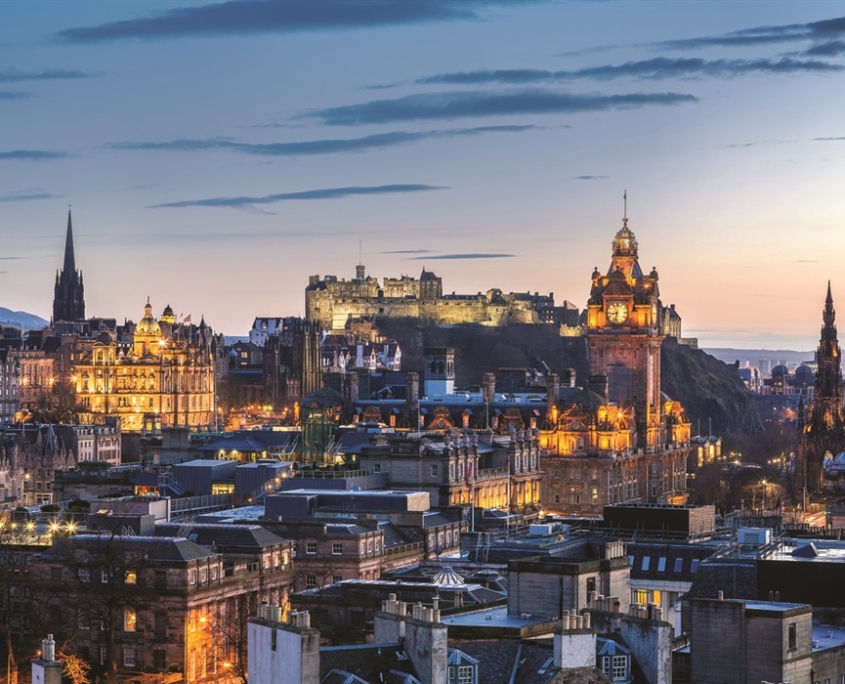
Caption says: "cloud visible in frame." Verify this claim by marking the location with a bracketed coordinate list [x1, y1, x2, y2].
[106, 125, 536, 157]
[151, 184, 445, 209]
[416, 57, 842, 86]
[726, 139, 795, 148]
[308, 89, 697, 125]
[0, 69, 96, 84]
[659, 15, 845, 51]
[575, 175, 608, 180]
[0, 91, 33, 100]
[0, 192, 59, 202]
[0, 150, 72, 160]
[57, 0, 482, 42]
[0, 257, 28, 260]
[407, 253, 515, 260]
[795, 260, 818, 263]
[381, 249, 435, 254]
[814, 137, 845, 141]
[806, 40, 845, 56]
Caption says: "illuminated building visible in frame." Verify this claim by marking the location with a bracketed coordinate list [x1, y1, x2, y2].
[52, 209, 85, 324]
[72, 299, 216, 433]
[540, 215, 690, 514]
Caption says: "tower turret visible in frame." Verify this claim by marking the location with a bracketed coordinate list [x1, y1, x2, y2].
[52, 209, 85, 323]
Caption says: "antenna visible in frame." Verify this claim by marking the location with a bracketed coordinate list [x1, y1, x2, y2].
[358, 239, 362, 266]
[623, 190, 627, 224]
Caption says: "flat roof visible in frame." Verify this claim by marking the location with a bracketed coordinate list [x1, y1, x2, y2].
[813, 623, 845, 652]
[766, 540, 845, 563]
[441, 606, 554, 628]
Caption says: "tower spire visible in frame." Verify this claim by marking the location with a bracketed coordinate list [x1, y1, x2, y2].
[623, 189, 627, 226]
[63, 208, 76, 274]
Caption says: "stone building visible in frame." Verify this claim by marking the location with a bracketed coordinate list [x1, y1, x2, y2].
[53, 210, 85, 324]
[71, 299, 217, 433]
[305, 265, 549, 330]
[0, 345, 20, 424]
[32, 525, 294, 682]
[540, 217, 691, 514]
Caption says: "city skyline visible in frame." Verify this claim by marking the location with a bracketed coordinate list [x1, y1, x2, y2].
[2, 1, 845, 349]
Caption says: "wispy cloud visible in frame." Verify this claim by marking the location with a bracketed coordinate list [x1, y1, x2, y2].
[806, 40, 845, 56]
[308, 89, 697, 125]
[575, 175, 608, 180]
[0, 69, 96, 84]
[57, 0, 482, 43]
[0, 150, 72, 161]
[659, 15, 845, 51]
[814, 136, 845, 141]
[0, 91, 32, 100]
[416, 58, 842, 86]
[0, 257, 28, 261]
[107, 125, 536, 157]
[407, 253, 515, 260]
[381, 249, 435, 254]
[152, 184, 446, 209]
[0, 192, 59, 202]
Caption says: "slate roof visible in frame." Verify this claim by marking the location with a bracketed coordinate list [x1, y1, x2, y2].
[627, 542, 717, 583]
[155, 523, 285, 550]
[452, 639, 581, 684]
[41, 533, 217, 563]
[320, 644, 415, 684]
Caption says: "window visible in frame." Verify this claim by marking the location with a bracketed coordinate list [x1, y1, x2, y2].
[458, 666, 473, 684]
[123, 647, 136, 668]
[788, 623, 796, 650]
[612, 655, 627, 680]
[78, 568, 91, 583]
[673, 558, 683, 573]
[373, 464, 381, 473]
[657, 557, 666, 572]
[641, 557, 650, 571]
[199, 568, 207, 583]
[306, 542, 317, 555]
[271, 629, 277, 652]
[306, 574, 317, 589]
[124, 608, 137, 632]
[125, 570, 137, 585]
[211, 566, 218, 581]
[368, 540, 373, 553]
[690, 559, 700, 574]
[101, 569, 109, 583]
[431, 464, 439, 478]
[188, 569, 196, 585]
[591, 487, 598, 505]
[333, 575, 343, 584]
[332, 543, 343, 555]
[553, 469, 560, 479]
[100, 647, 107, 666]
[633, 589, 647, 605]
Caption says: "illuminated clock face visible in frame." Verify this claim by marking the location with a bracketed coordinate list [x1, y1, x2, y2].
[607, 302, 628, 324]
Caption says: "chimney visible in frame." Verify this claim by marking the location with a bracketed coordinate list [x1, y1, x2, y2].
[406, 372, 420, 428]
[248, 611, 320, 684]
[562, 368, 576, 388]
[482, 373, 496, 405]
[31, 634, 62, 684]
[547, 373, 560, 422]
[588, 374, 608, 399]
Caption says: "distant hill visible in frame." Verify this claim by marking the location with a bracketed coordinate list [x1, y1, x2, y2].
[374, 318, 761, 436]
[0, 308, 48, 331]
[703, 348, 813, 367]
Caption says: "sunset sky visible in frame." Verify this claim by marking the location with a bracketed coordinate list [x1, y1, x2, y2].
[2, 1, 845, 349]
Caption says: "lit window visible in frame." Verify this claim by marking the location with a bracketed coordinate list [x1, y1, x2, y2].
[125, 571, 137, 585]
[124, 608, 137, 632]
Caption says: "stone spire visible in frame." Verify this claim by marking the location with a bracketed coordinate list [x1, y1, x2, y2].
[52, 209, 85, 323]
[63, 209, 76, 274]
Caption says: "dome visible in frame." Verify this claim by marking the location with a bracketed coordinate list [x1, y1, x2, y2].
[827, 451, 845, 472]
[161, 304, 176, 326]
[794, 364, 814, 386]
[612, 220, 638, 257]
[135, 298, 161, 336]
[771, 365, 789, 376]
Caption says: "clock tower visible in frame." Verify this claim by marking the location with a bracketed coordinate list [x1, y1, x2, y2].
[585, 217, 663, 447]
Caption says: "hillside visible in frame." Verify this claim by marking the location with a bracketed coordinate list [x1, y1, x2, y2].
[374, 318, 761, 436]
[0, 307, 48, 331]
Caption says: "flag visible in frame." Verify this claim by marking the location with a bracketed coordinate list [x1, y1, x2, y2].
[465, 461, 474, 485]
[183, 314, 192, 323]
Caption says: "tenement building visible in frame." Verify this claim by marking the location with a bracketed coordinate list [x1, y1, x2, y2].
[540, 216, 691, 514]
[305, 265, 552, 330]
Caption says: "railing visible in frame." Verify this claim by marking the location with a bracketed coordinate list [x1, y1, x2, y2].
[170, 494, 234, 513]
[292, 469, 370, 479]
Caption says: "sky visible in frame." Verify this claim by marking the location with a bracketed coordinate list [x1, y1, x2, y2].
[2, 1, 845, 350]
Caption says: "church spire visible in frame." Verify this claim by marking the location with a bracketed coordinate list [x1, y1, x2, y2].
[63, 208, 76, 274]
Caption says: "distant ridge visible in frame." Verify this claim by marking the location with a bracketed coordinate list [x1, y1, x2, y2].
[0, 308, 48, 331]
[704, 348, 814, 365]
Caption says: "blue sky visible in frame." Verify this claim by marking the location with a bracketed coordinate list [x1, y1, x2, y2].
[2, 1, 845, 350]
